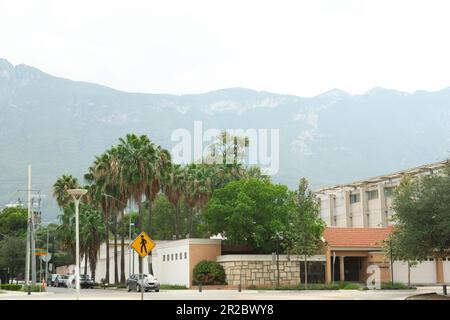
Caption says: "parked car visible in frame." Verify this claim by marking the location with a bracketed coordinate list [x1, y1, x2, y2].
[54, 275, 69, 287]
[80, 274, 94, 289]
[50, 274, 59, 286]
[126, 274, 160, 292]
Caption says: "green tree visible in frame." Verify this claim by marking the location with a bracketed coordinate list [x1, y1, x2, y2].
[283, 178, 325, 288]
[203, 179, 293, 252]
[391, 168, 450, 260]
[0, 236, 26, 280]
[0, 206, 28, 237]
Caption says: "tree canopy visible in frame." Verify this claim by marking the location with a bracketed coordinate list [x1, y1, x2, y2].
[391, 168, 450, 260]
[203, 178, 295, 252]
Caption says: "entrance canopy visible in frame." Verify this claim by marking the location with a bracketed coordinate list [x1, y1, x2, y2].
[323, 227, 393, 283]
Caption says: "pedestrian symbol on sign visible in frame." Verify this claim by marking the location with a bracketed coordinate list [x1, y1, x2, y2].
[131, 231, 155, 258]
[140, 235, 147, 254]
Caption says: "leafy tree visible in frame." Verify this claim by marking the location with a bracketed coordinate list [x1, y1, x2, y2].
[0, 236, 26, 280]
[391, 168, 450, 260]
[283, 178, 325, 288]
[0, 207, 28, 237]
[203, 179, 293, 252]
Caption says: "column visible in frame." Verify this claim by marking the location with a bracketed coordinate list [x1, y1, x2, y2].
[339, 256, 345, 281]
[328, 194, 335, 226]
[360, 186, 369, 228]
[325, 248, 332, 284]
[378, 183, 387, 227]
[343, 191, 351, 227]
[436, 258, 444, 284]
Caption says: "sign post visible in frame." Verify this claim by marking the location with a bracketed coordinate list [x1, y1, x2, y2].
[131, 231, 155, 301]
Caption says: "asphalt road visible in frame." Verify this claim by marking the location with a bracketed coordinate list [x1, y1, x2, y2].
[0, 286, 444, 300]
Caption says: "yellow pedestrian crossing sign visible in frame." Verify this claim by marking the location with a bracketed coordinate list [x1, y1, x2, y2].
[131, 231, 155, 258]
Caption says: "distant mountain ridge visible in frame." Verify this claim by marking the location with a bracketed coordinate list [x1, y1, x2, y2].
[1, 58, 449, 222]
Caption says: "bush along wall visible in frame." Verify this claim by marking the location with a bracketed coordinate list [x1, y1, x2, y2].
[193, 260, 226, 285]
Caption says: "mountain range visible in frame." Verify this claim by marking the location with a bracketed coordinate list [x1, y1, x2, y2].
[1, 58, 449, 222]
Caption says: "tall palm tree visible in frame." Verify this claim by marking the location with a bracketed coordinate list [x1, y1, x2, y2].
[85, 150, 117, 284]
[164, 164, 186, 240]
[116, 134, 153, 274]
[53, 174, 79, 208]
[183, 164, 213, 237]
[79, 203, 106, 280]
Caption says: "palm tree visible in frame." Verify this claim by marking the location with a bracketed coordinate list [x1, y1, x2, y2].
[116, 134, 153, 274]
[85, 150, 117, 284]
[53, 174, 79, 208]
[183, 164, 213, 237]
[56, 204, 76, 261]
[164, 164, 186, 240]
[79, 203, 106, 281]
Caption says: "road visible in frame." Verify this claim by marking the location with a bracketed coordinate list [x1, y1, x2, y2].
[0, 286, 444, 300]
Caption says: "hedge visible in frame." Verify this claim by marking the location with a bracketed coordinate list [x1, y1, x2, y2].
[0, 284, 22, 291]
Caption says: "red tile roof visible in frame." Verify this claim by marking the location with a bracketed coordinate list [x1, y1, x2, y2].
[323, 227, 393, 248]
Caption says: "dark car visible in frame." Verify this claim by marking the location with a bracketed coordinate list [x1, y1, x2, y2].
[79, 274, 94, 289]
[126, 274, 160, 292]
[54, 275, 69, 287]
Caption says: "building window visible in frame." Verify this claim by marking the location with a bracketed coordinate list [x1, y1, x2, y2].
[171, 254, 173, 260]
[350, 193, 360, 204]
[179, 252, 182, 260]
[367, 190, 379, 201]
[184, 252, 187, 259]
[163, 255, 165, 262]
[384, 188, 394, 198]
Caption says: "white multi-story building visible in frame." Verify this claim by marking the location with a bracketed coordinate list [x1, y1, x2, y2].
[315, 160, 448, 228]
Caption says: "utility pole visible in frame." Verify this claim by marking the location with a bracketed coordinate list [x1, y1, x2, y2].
[25, 165, 32, 294]
[31, 195, 36, 287]
[45, 228, 49, 284]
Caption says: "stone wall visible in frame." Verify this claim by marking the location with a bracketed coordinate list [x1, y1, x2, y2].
[217, 254, 325, 287]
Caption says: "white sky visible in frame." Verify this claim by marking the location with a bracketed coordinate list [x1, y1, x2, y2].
[1, 0, 450, 97]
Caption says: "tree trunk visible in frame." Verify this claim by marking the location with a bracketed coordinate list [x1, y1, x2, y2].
[114, 213, 119, 284]
[120, 210, 126, 284]
[105, 216, 110, 284]
[175, 203, 180, 240]
[89, 255, 97, 282]
[188, 207, 193, 238]
[84, 253, 88, 275]
[304, 254, 308, 289]
[147, 200, 153, 275]
[407, 261, 411, 288]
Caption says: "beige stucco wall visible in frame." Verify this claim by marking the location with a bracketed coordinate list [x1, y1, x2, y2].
[188, 240, 222, 286]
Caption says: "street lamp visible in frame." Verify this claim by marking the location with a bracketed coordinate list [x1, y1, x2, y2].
[67, 188, 87, 300]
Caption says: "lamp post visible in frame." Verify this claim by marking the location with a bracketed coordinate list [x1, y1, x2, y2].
[67, 189, 87, 300]
[389, 239, 394, 285]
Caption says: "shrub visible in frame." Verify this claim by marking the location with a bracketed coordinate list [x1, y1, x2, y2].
[0, 284, 22, 291]
[21, 285, 42, 292]
[380, 282, 415, 290]
[193, 260, 226, 285]
[337, 282, 362, 290]
[159, 284, 187, 290]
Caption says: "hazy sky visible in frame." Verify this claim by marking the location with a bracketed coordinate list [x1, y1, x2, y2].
[1, 0, 449, 96]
